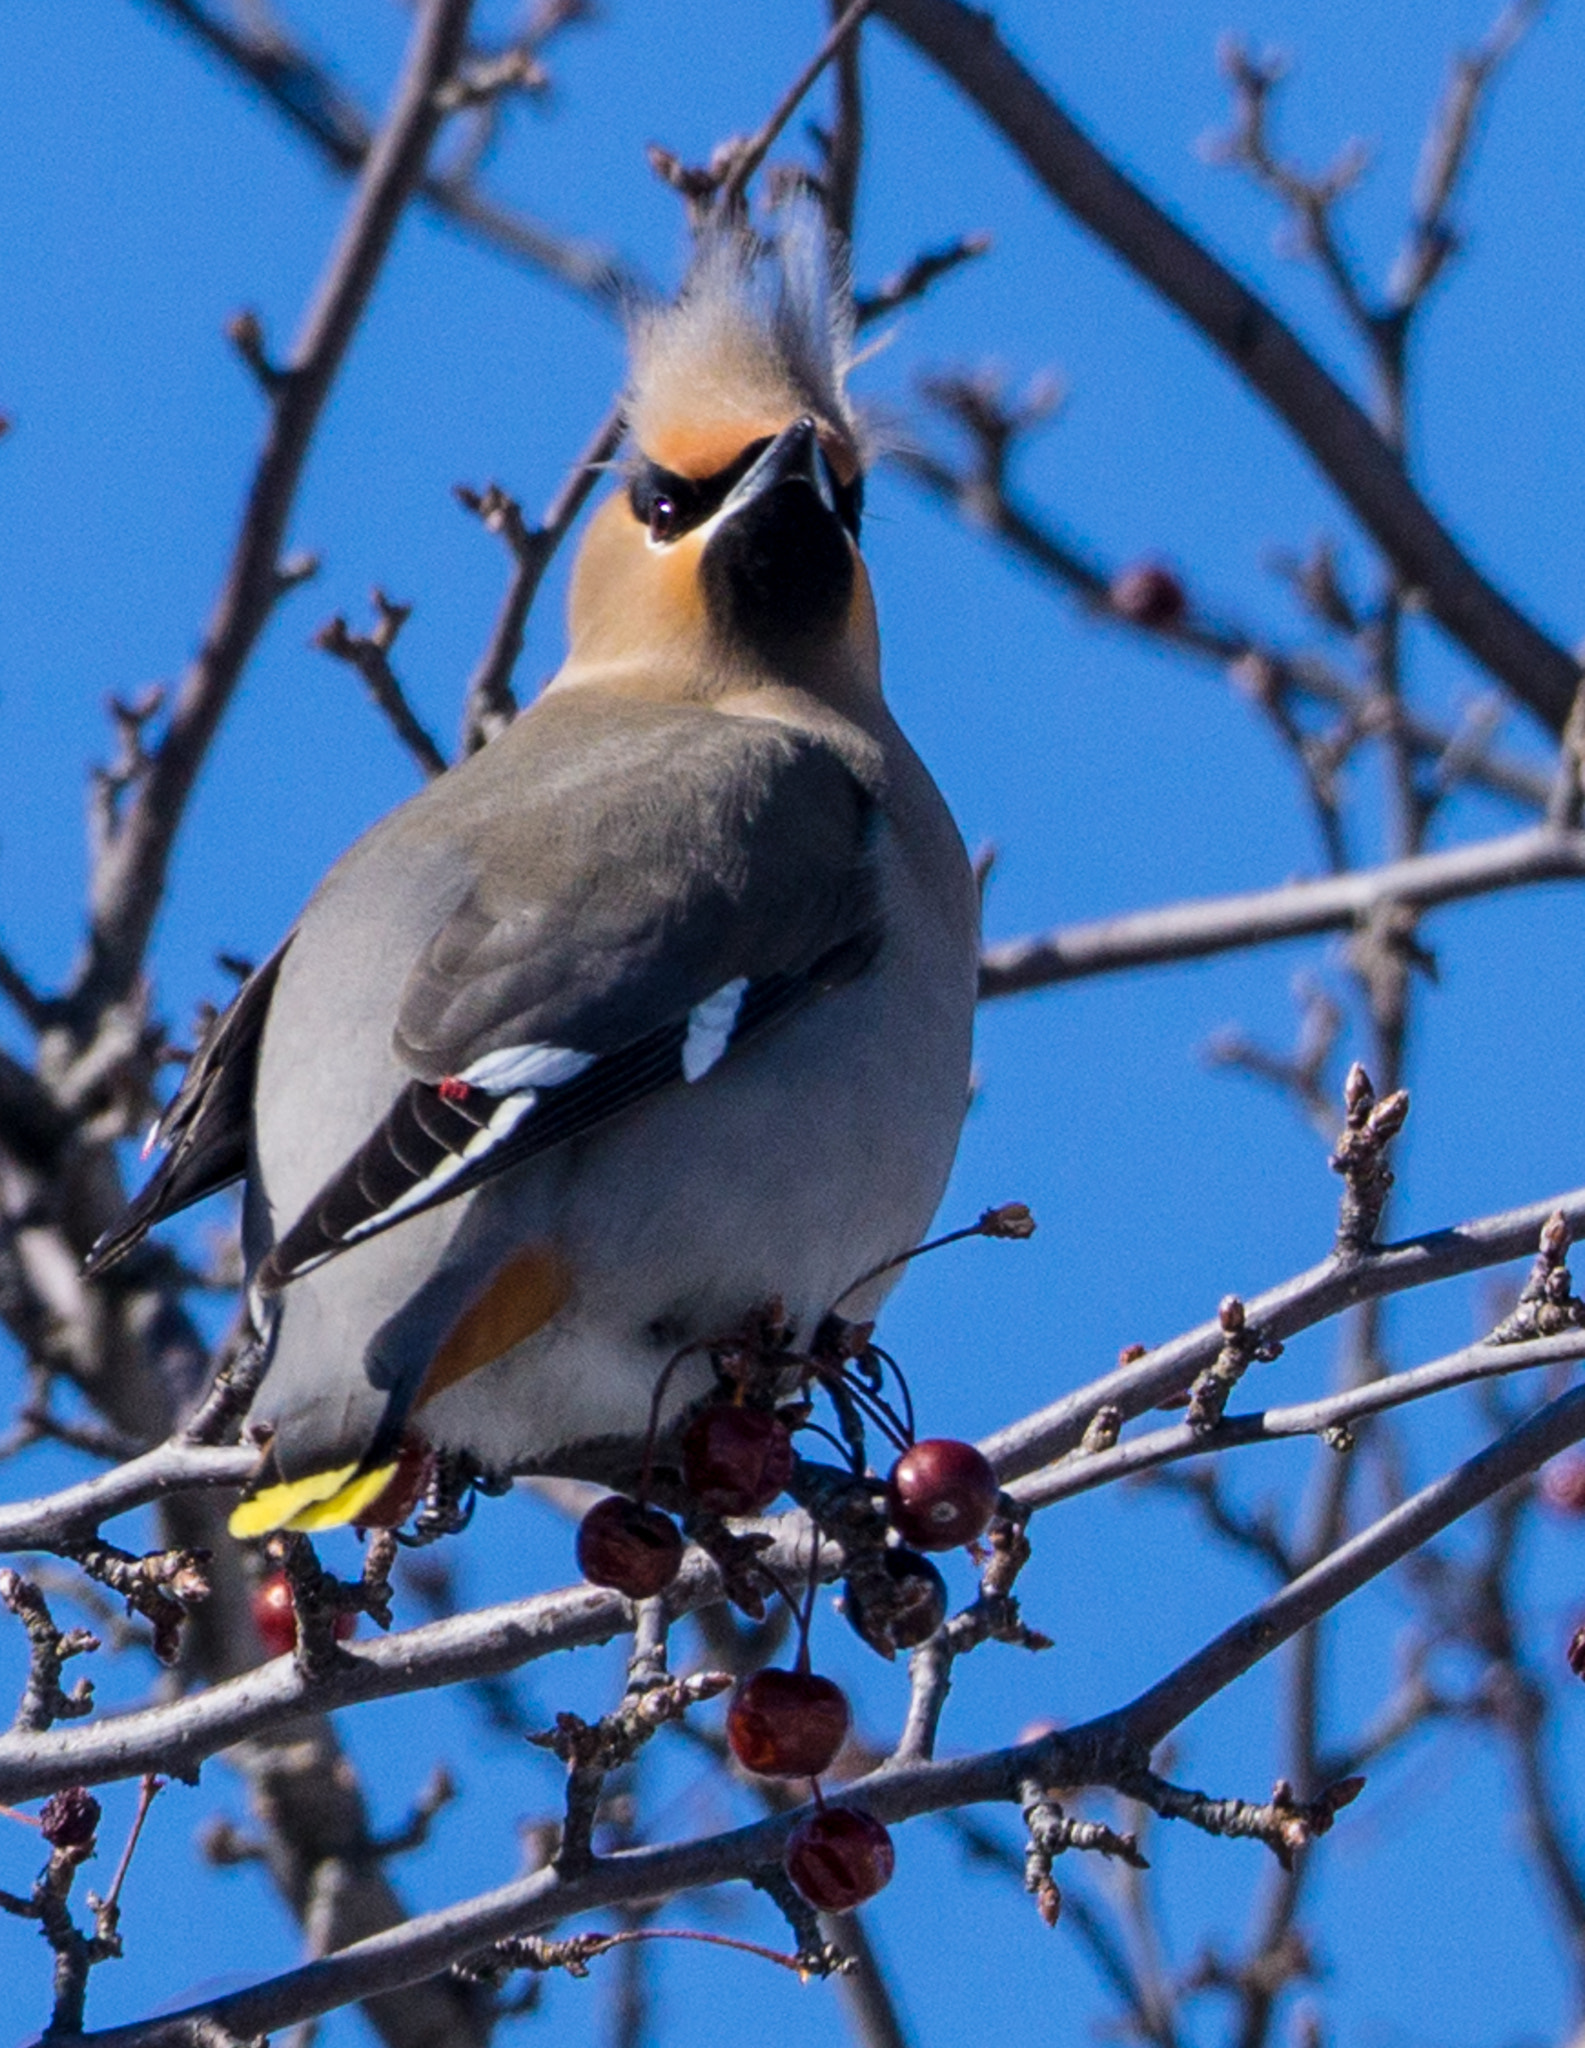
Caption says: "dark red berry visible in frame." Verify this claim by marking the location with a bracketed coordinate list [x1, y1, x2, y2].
[39, 1786, 101, 1852]
[356, 1432, 435, 1530]
[251, 1572, 355, 1659]
[843, 1547, 947, 1656]
[886, 1439, 999, 1551]
[575, 1496, 684, 1599]
[1543, 1453, 1585, 1517]
[726, 1668, 851, 1779]
[1109, 560, 1187, 629]
[784, 1805, 895, 1910]
[680, 1406, 794, 1516]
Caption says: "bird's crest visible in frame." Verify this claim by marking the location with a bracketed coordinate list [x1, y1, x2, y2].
[627, 207, 867, 480]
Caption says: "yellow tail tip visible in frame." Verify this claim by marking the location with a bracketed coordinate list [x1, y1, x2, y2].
[228, 1460, 397, 1539]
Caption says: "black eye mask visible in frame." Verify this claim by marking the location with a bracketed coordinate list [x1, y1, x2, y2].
[629, 441, 863, 543]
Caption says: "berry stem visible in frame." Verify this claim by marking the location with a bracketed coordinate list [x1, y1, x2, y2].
[637, 1338, 709, 1504]
[831, 1205, 1030, 1311]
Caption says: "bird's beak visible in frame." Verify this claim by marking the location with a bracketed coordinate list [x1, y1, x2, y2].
[716, 416, 836, 525]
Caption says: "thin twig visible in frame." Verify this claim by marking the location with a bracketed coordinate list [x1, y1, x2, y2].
[314, 595, 447, 779]
[717, 0, 878, 207]
[456, 400, 625, 753]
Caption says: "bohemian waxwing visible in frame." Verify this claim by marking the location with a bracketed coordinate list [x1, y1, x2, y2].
[88, 216, 979, 1536]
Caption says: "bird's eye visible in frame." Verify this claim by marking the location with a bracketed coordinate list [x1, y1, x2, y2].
[649, 495, 679, 543]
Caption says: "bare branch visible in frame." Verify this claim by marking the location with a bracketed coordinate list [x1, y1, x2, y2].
[978, 823, 1585, 999]
[983, 1184, 1585, 1482]
[0, 1571, 97, 1732]
[0, 1525, 805, 1802]
[1388, 0, 1544, 317]
[313, 594, 447, 780]
[0, 1442, 255, 1554]
[74, 0, 476, 1023]
[854, 234, 990, 325]
[1115, 1382, 1585, 1749]
[873, 0, 1581, 730]
[894, 441, 1553, 817]
[717, 0, 878, 209]
[455, 399, 625, 753]
[1206, 40, 1378, 346]
[1013, 1329, 1585, 1514]
[49, 1373, 1585, 2046]
[145, 0, 633, 308]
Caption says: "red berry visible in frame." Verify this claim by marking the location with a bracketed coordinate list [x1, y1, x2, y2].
[886, 1439, 999, 1551]
[251, 1571, 355, 1658]
[357, 1432, 435, 1530]
[1109, 561, 1186, 629]
[784, 1806, 895, 1910]
[575, 1496, 684, 1599]
[726, 1669, 851, 1779]
[1543, 1453, 1585, 1517]
[680, 1406, 794, 1516]
[843, 1547, 947, 1656]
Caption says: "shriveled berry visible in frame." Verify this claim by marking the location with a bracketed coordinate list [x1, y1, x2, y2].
[726, 1668, 851, 1779]
[356, 1432, 436, 1530]
[575, 1496, 683, 1599]
[252, 1571, 355, 1659]
[1109, 560, 1187, 629]
[1543, 1453, 1585, 1517]
[39, 1786, 100, 1851]
[680, 1406, 794, 1516]
[886, 1439, 999, 1551]
[843, 1547, 947, 1657]
[785, 1805, 895, 1910]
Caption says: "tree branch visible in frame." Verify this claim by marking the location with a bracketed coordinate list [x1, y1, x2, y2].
[455, 400, 626, 753]
[140, 0, 633, 307]
[982, 1185, 1585, 1481]
[1012, 1329, 1585, 1512]
[47, 1375, 1585, 2047]
[75, 0, 476, 1023]
[978, 823, 1585, 999]
[894, 442, 1553, 818]
[874, 0, 1580, 730]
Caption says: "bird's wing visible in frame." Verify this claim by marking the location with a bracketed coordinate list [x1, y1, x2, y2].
[84, 941, 293, 1277]
[256, 706, 883, 1290]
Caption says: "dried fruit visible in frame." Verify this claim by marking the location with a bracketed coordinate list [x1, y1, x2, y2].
[39, 1786, 100, 1852]
[726, 1668, 851, 1779]
[1543, 1453, 1585, 1517]
[252, 1571, 355, 1659]
[680, 1406, 794, 1516]
[784, 1805, 895, 1910]
[575, 1496, 684, 1599]
[886, 1439, 999, 1551]
[843, 1547, 947, 1657]
[1109, 560, 1187, 629]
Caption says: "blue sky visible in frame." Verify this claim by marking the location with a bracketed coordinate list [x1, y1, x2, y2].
[3, 3, 1585, 2042]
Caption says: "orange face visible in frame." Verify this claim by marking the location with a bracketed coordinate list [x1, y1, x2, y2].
[561, 400, 877, 714]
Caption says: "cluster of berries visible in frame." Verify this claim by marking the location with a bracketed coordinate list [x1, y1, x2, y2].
[246, 1399, 1003, 1914]
[576, 1405, 1000, 1908]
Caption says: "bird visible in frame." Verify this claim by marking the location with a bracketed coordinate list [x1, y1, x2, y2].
[87, 213, 980, 1538]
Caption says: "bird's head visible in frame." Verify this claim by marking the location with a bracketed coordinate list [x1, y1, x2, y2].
[564, 214, 879, 717]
